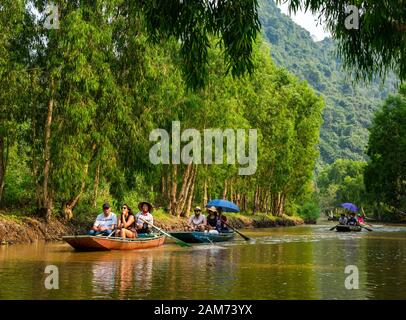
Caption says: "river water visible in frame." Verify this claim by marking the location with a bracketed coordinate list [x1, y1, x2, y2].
[1, 224, 405, 300]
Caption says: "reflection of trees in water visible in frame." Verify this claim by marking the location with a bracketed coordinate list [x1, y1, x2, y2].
[312, 237, 369, 299]
[153, 247, 237, 299]
[91, 253, 154, 299]
[92, 260, 117, 297]
[132, 254, 153, 297]
[230, 243, 318, 299]
[364, 235, 406, 299]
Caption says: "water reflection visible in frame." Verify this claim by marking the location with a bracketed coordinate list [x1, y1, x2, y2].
[92, 258, 117, 298]
[89, 253, 155, 299]
[0, 225, 405, 299]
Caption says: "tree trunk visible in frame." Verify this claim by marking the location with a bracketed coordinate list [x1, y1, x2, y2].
[165, 166, 171, 211]
[31, 119, 43, 208]
[184, 165, 197, 217]
[43, 91, 55, 221]
[0, 136, 6, 204]
[63, 181, 85, 220]
[92, 162, 100, 208]
[253, 186, 259, 214]
[229, 179, 233, 202]
[203, 178, 208, 207]
[170, 164, 178, 215]
[176, 163, 193, 216]
[222, 179, 228, 199]
[161, 173, 166, 201]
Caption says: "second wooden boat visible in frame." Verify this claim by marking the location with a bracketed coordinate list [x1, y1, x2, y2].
[335, 225, 362, 232]
[169, 231, 235, 243]
[63, 234, 166, 251]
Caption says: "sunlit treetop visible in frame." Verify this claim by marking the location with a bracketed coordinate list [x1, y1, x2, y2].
[277, 0, 406, 82]
[139, 0, 261, 89]
[30, 0, 261, 90]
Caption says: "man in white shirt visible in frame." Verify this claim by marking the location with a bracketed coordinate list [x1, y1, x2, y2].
[135, 201, 154, 234]
[88, 203, 117, 236]
[188, 206, 206, 231]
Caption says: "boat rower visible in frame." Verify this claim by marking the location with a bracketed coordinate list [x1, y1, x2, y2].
[135, 201, 154, 234]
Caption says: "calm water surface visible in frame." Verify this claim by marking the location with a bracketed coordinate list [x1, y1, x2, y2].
[1, 224, 406, 300]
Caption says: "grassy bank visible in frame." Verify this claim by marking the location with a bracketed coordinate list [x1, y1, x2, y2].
[0, 209, 304, 245]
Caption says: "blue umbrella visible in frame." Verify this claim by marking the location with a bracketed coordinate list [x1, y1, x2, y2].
[341, 202, 358, 213]
[206, 199, 240, 213]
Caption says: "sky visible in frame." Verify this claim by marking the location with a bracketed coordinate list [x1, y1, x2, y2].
[277, 2, 331, 41]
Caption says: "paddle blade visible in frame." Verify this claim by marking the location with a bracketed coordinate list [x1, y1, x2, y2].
[176, 241, 191, 247]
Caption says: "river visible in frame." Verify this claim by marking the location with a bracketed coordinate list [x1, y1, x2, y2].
[1, 224, 406, 300]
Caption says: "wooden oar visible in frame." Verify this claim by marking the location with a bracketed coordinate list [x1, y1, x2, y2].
[107, 229, 117, 238]
[330, 225, 337, 231]
[139, 218, 191, 247]
[360, 224, 373, 232]
[224, 222, 251, 241]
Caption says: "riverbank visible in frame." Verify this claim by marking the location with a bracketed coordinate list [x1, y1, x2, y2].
[0, 210, 303, 245]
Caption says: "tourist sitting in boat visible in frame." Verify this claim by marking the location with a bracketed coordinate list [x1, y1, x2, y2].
[135, 201, 154, 234]
[117, 204, 137, 239]
[216, 208, 229, 232]
[188, 206, 206, 231]
[357, 213, 365, 224]
[338, 213, 348, 225]
[206, 206, 219, 233]
[88, 203, 117, 236]
[347, 213, 358, 226]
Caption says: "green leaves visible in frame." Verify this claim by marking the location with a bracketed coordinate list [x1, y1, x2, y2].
[365, 85, 406, 214]
[141, 0, 261, 89]
[277, 0, 406, 82]
[317, 159, 367, 210]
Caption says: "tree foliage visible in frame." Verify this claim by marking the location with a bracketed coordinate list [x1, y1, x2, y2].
[364, 85, 406, 216]
[260, 0, 399, 167]
[278, 0, 406, 82]
[317, 159, 367, 211]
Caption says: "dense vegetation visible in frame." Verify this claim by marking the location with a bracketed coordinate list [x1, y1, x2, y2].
[259, 0, 399, 167]
[317, 159, 367, 213]
[1, 0, 404, 223]
[364, 85, 406, 220]
[277, 0, 406, 83]
[317, 86, 406, 221]
[0, 1, 324, 221]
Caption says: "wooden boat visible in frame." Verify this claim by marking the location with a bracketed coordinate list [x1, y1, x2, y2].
[62, 234, 166, 251]
[169, 231, 235, 243]
[335, 225, 362, 232]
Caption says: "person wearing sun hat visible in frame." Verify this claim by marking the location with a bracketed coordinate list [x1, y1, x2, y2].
[188, 206, 206, 231]
[135, 201, 154, 234]
[205, 206, 219, 232]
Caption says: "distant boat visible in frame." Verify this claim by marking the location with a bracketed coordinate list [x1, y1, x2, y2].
[63, 234, 165, 251]
[335, 225, 362, 232]
[168, 231, 235, 243]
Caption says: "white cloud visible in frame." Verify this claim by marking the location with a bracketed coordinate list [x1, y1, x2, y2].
[277, 3, 331, 41]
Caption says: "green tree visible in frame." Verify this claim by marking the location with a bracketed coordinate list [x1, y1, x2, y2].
[317, 159, 367, 211]
[0, 0, 29, 203]
[18, 0, 261, 219]
[278, 0, 406, 82]
[364, 85, 406, 217]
